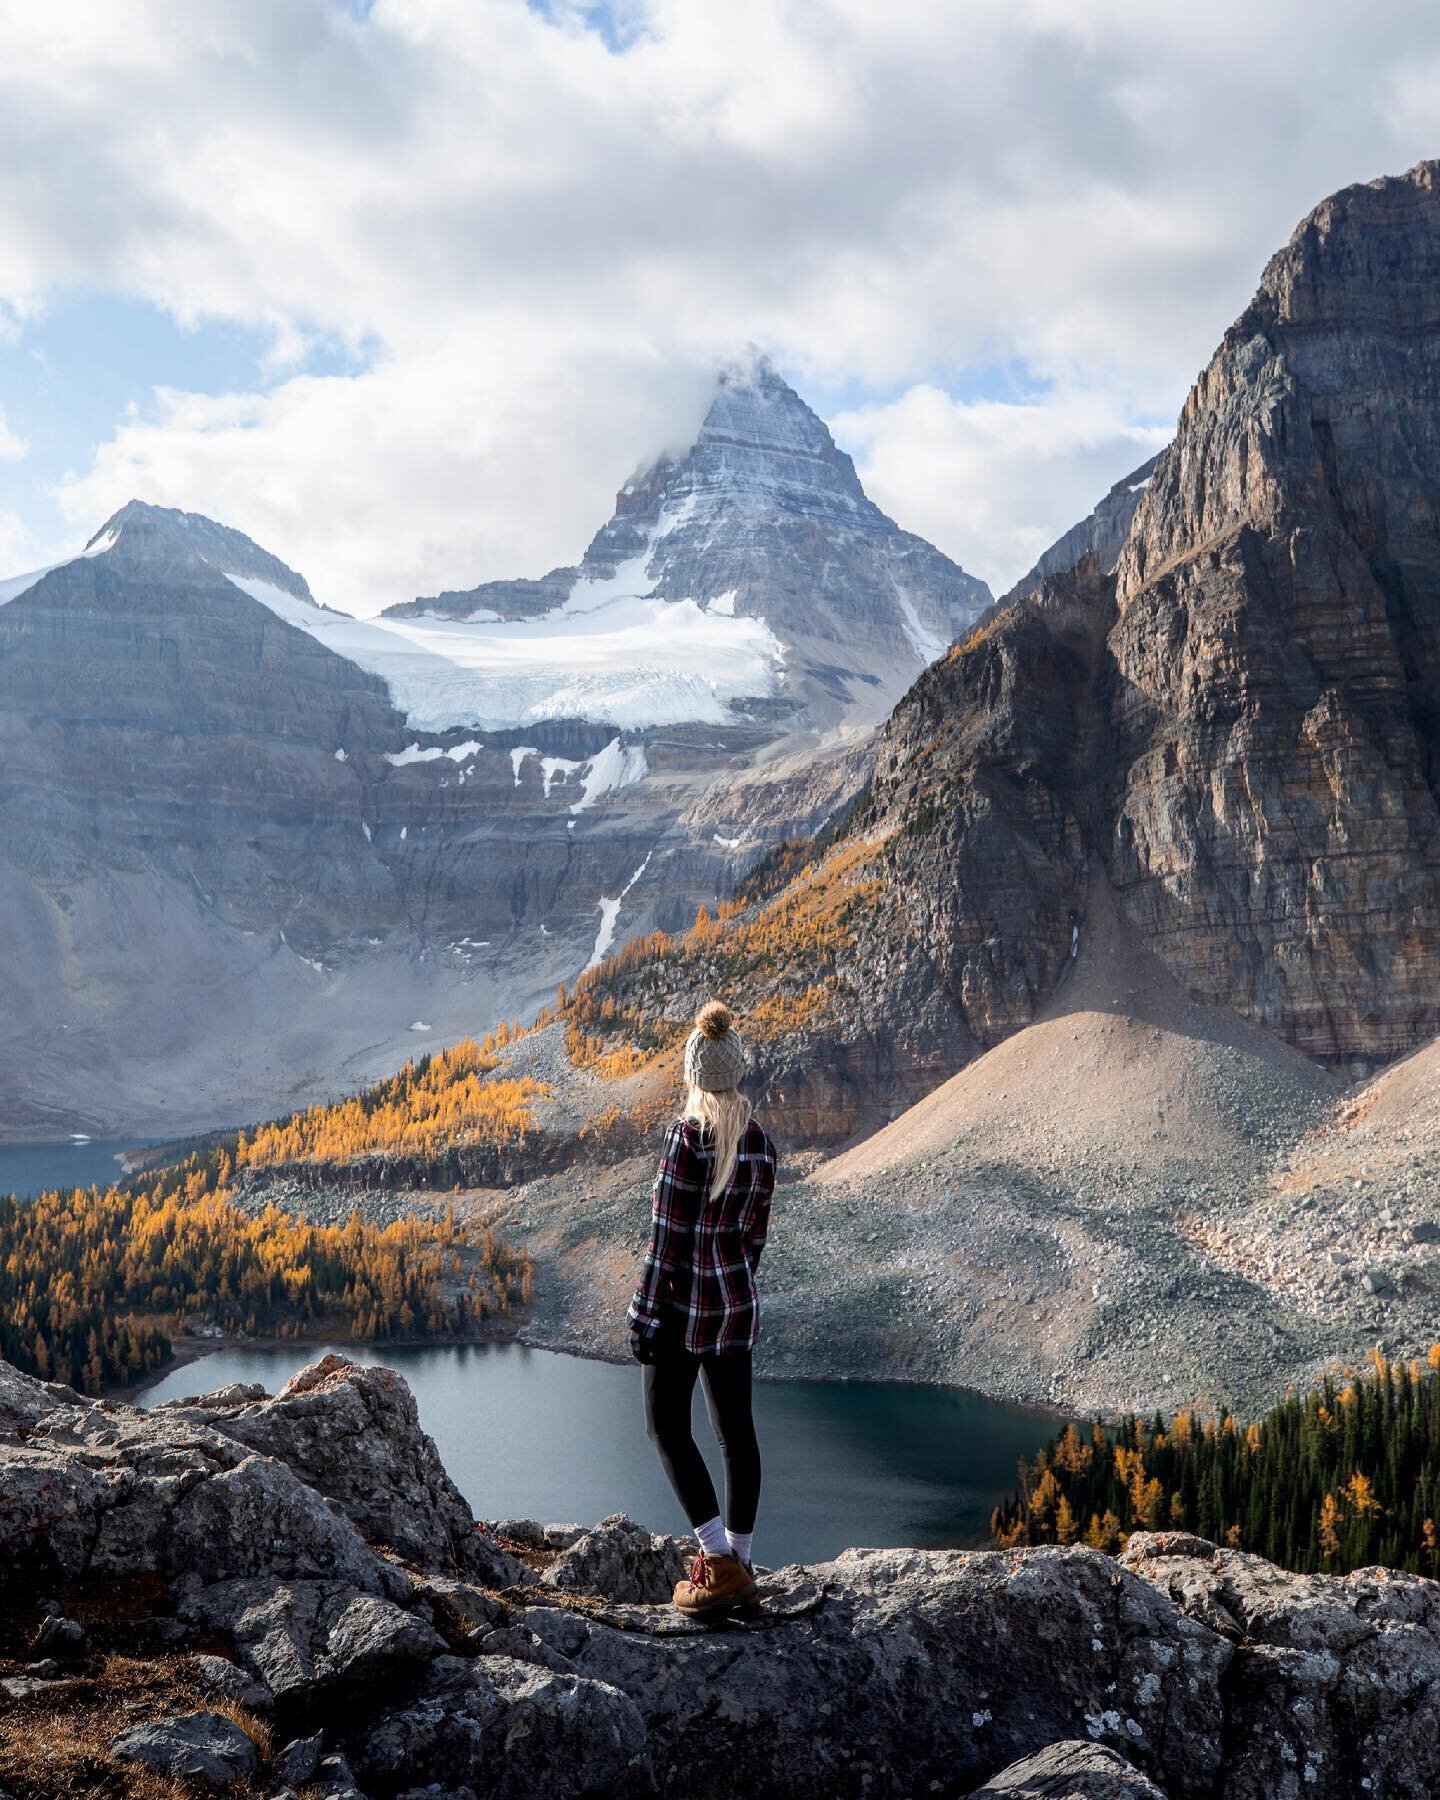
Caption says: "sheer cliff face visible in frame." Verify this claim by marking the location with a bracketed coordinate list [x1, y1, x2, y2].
[894, 161, 1440, 1073]
[1108, 161, 1440, 1062]
[397, 360, 993, 728]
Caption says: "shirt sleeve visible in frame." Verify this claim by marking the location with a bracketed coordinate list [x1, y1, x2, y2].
[743, 1136, 776, 1273]
[627, 1121, 706, 1337]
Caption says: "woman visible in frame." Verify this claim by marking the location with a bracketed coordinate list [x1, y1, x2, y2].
[627, 1000, 778, 1616]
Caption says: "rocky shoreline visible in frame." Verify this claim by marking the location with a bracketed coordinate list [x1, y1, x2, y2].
[4, 1350, 1440, 1798]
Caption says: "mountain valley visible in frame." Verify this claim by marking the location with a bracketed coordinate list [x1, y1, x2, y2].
[0, 364, 988, 1142]
[8, 164, 1440, 1424]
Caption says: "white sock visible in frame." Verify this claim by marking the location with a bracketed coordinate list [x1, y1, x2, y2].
[726, 1529, 753, 1566]
[694, 1515, 728, 1558]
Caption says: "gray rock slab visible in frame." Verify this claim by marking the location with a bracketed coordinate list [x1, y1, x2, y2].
[110, 1710, 258, 1789]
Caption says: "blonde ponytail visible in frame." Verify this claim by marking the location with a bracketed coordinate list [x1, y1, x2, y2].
[684, 1084, 751, 1201]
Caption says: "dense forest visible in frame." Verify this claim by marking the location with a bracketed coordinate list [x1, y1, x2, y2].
[237, 1024, 546, 1165]
[992, 1349, 1440, 1576]
[0, 1149, 531, 1393]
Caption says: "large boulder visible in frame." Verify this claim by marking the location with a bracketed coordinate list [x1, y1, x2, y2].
[967, 1740, 1168, 1796]
[110, 1710, 258, 1789]
[355, 1652, 652, 1799]
[1123, 1532, 1440, 1798]
[0, 1359, 71, 1433]
[158, 1353, 511, 1577]
[189, 1651, 275, 1714]
[0, 1387, 408, 1596]
[178, 1576, 447, 1709]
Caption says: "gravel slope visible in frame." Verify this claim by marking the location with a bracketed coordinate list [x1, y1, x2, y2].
[482, 881, 1440, 1418]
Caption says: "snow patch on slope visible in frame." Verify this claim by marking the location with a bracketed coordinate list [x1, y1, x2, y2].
[586, 849, 654, 971]
[386, 740, 482, 767]
[570, 738, 648, 813]
[0, 565, 58, 607]
[510, 738, 649, 810]
[893, 588, 948, 664]
[0, 528, 121, 608]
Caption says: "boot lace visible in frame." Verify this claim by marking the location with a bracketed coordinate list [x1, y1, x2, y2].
[688, 1553, 710, 1588]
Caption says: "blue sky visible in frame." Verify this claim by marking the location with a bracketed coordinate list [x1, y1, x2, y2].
[1, 296, 368, 563]
[0, 1, 1434, 609]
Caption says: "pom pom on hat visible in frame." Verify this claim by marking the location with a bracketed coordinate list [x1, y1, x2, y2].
[696, 1000, 733, 1040]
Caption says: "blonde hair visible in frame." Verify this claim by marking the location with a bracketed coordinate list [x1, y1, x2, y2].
[684, 1083, 752, 1201]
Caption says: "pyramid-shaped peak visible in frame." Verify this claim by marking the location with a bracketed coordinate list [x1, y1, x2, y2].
[626, 354, 870, 515]
[89, 501, 314, 603]
[701, 354, 842, 448]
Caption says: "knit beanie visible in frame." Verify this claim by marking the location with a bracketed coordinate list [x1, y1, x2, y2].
[683, 1000, 747, 1093]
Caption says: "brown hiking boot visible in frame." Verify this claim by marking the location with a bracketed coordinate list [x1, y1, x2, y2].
[672, 1552, 758, 1616]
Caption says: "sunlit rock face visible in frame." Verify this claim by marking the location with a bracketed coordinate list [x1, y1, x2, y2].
[1106, 160, 1440, 1062]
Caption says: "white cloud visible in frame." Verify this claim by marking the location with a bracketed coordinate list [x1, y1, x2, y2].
[833, 385, 1171, 594]
[2, 0, 1439, 605]
[0, 509, 36, 573]
[60, 340, 717, 613]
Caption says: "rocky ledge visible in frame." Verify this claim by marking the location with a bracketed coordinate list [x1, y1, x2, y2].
[2, 1354, 1438, 1798]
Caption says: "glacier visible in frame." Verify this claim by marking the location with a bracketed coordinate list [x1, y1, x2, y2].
[223, 568, 781, 732]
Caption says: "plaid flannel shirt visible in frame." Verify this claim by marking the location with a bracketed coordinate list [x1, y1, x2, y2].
[627, 1115, 777, 1356]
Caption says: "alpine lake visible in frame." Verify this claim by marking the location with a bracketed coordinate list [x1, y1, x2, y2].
[8, 1141, 1060, 1565]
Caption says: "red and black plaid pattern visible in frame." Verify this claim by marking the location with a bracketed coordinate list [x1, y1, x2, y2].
[627, 1116, 777, 1356]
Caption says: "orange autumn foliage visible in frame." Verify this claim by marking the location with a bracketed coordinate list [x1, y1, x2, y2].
[0, 1151, 531, 1393]
[237, 1034, 547, 1165]
[562, 836, 882, 1077]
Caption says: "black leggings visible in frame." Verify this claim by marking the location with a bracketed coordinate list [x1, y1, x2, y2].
[643, 1346, 761, 1533]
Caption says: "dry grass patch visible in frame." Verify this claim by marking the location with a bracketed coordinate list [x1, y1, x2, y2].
[0, 1647, 275, 1799]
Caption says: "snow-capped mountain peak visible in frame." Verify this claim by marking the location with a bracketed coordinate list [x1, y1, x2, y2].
[391, 360, 992, 729]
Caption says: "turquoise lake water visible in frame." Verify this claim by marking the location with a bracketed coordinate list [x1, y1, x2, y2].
[139, 1339, 1055, 1565]
[0, 1138, 148, 1197]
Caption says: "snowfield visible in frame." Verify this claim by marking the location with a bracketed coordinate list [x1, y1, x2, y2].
[224, 561, 782, 733]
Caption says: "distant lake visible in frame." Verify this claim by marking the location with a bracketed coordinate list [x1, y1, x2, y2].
[139, 1340, 1057, 1565]
[0, 1139, 149, 1199]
